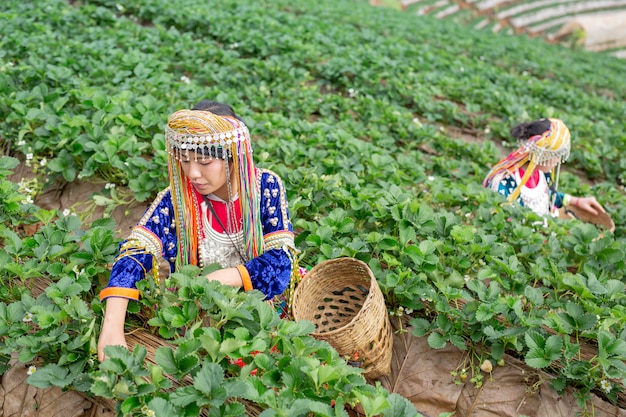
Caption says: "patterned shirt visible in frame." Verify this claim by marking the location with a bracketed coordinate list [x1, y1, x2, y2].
[99, 168, 296, 301]
[491, 168, 565, 217]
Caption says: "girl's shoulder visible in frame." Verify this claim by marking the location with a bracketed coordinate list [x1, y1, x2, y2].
[151, 187, 173, 207]
[256, 167, 281, 179]
[256, 168, 286, 188]
[136, 187, 173, 223]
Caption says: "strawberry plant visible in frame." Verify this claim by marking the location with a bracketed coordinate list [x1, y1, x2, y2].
[3, 0, 626, 413]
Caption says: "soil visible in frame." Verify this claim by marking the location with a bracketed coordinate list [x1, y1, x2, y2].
[0, 127, 618, 416]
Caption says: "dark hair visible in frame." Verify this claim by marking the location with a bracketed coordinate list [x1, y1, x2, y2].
[192, 100, 244, 123]
[510, 118, 551, 140]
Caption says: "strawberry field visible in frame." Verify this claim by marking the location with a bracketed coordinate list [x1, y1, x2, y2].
[2, 0, 626, 416]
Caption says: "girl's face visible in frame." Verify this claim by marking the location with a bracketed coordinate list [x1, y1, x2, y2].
[537, 157, 561, 173]
[180, 153, 233, 199]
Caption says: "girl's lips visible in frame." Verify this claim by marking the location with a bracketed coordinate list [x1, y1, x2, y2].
[191, 183, 210, 193]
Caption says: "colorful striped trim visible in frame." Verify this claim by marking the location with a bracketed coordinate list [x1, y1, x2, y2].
[264, 230, 295, 251]
[99, 287, 140, 301]
[236, 265, 253, 292]
[126, 226, 163, 258]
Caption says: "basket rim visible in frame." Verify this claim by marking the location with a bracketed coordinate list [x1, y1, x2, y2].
[292, 257, 385, 337]
[559, 204, 615, 232]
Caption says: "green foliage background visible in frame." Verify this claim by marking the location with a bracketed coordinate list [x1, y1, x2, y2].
[2, 0, 626, 415]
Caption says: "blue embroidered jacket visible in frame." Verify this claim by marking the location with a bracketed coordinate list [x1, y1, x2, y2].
[100, 169, 295, 301]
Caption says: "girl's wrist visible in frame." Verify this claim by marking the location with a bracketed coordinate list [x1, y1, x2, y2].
[564, 194, 573, 206]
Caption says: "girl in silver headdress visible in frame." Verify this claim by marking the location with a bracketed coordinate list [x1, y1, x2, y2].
[97, 107, 299, 361]
[483, 118, 605, 218]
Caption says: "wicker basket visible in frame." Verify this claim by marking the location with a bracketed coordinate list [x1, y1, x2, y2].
[291, 258, 392, 380]
[559, 204, 615, 233]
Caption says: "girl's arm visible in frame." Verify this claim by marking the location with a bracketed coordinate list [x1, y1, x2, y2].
[564, 194, 606, 215]
[100, 189, 176, 302]
[97, 189, 176, 360]
[97, 297, 129, 361]
[214, 169, 295, 299]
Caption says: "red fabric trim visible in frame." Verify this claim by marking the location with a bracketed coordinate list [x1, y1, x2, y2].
[519, 168, 540, 189]
[192, 188, 242, 233]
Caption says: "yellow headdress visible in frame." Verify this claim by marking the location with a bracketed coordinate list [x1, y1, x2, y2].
[520, 118, 570, 166]
[166, 109, 264, 269]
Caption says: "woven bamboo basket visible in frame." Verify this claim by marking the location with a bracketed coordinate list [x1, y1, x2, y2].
[559, 204, 615, 233]
[291, 258, 392, 380]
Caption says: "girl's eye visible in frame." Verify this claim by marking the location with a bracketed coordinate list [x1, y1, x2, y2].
[180, 159, 212, 165]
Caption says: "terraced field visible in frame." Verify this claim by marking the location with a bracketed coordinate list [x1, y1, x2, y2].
[397, 0, 626, 57]
[2, 0, 626, 416]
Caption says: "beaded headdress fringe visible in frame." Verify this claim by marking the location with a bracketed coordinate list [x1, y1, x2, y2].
[166, 110, 264, 270]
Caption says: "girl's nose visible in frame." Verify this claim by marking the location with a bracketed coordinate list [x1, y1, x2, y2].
[186, 161, 202, 179]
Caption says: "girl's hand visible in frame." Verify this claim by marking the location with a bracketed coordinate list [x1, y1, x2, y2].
[572, 196, 605, 216]
[206, 267, 243, 288]
[98, 297, 129, 361]
[97, 325, 128, 361]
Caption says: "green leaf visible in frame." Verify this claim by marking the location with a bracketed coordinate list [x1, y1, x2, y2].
[354, 389, 389, 417]
[148, 397, 181, 417]
[120, 396, 142, 415]
[27, 364, 71, 388]
[599, 331, 626, 357]
[169, 386, 203, 407]
[219, 338, 248, 356]
[524, 331, 545, 350]
[525, 349, 551, 369]
[399, 221, 416, 246]
[199, 334, 221, 362]
[155, 347, 178, 375]
[177, 355, 199, 376]
[449, 335, 467, 351]
[385, 393, 422, 417]
[194, 362, 224, 396]
[523, 286, 544, 306]
[176, 338, 202, 359]
[0, 228, 22, 253]
[545, 335, 563, 359]
[409, 317, 431, 337]
[475, 304, 495, 322]
[379, 238, 400, 251]
[427, 332, 447, 349]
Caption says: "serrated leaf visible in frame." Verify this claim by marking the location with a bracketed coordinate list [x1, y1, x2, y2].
[169, 386, 203, 407]
[524, 349, 551, 369]
[155, 346, 178, 375]
[194, 362, 224, 397]
[524, 331, 545, 350]
[427, 332, 447, 349]
[409, 317, 431, 337]
[27, 364, 71, 388]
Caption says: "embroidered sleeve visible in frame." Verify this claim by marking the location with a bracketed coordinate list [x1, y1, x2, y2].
[257, 169, 294, 237]
[545, 173, 565, 208]
[100, 188, 178, 301]
[240, 169, 296, 299]
[243, 248, 293, 299]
